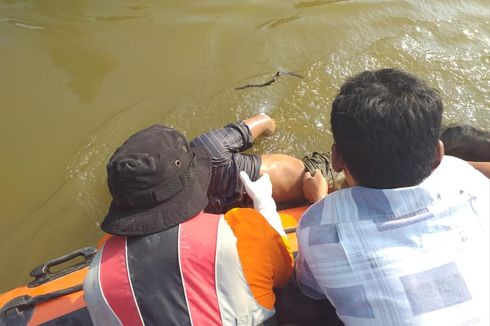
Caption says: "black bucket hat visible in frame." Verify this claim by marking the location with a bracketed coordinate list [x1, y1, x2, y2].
[101, 125, 211, 236]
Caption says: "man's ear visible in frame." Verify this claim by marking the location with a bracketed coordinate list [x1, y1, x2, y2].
[332, 144, 344, 172]
[332, 144, 358, 187]
[432, 140, 444, 169]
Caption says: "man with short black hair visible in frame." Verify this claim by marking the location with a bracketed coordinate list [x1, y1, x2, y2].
[297, 69, 489, 325]
[330, 68, 444, 188]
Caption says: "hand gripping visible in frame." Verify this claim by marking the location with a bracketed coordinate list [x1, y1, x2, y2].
[239, 171, 285, 236]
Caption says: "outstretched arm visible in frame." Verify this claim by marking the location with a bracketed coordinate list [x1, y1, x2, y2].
[242, 113, 276, 139]
[467, 161, 490, 178]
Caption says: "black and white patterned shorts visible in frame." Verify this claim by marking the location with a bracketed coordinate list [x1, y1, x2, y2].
[190, 121, 262, 214]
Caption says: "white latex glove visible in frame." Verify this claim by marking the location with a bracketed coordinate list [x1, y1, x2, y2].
[239, 171, 285, 236]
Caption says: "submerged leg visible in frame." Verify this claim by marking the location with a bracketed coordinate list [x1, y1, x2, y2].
[242, 113, 276, 139]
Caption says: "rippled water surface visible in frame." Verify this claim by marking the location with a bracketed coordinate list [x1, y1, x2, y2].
[0, 0, 489, 290]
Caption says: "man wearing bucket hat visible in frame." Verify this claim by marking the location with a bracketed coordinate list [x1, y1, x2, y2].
[83, 124, 294, 325]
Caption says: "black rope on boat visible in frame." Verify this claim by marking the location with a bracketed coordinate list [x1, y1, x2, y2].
[235, 71, 303, 90]
[0, 284, 83, 314]
[284, 227, 297, 234]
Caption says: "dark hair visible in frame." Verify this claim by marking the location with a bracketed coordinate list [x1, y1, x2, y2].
[330, 68, 443, 188]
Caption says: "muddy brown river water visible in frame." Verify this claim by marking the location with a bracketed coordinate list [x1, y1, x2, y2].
[0, 0, 489, 290]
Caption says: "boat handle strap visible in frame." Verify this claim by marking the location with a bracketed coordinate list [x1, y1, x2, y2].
[28, 247, 97, 287]
[0, 284, 83, 315]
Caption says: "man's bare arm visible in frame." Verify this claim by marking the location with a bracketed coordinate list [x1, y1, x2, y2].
[467, 161, 490, 178]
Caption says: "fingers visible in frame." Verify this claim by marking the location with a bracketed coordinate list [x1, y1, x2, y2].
[240, 171, 271, 188]
[303, 170, 322, 181]
[240, 171, 275, 212]
[312, 169, 324, 180]
[239, 171, 251, 185]
[257, 172, 271, 186]
[239, 171, 255, 196]
[302, 169, 328, 203]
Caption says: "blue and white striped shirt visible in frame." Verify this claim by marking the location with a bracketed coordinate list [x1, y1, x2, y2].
[297, 156, 489, 326]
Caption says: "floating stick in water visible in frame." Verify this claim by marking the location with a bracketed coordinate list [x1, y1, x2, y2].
[235, 71, 303, 90]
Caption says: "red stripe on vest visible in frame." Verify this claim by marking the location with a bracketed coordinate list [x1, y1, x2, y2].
[180, 213, 223, 326]
[100, 236, 144, 326]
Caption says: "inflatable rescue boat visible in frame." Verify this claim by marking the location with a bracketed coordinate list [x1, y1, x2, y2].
[0, 206, 307, 326]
